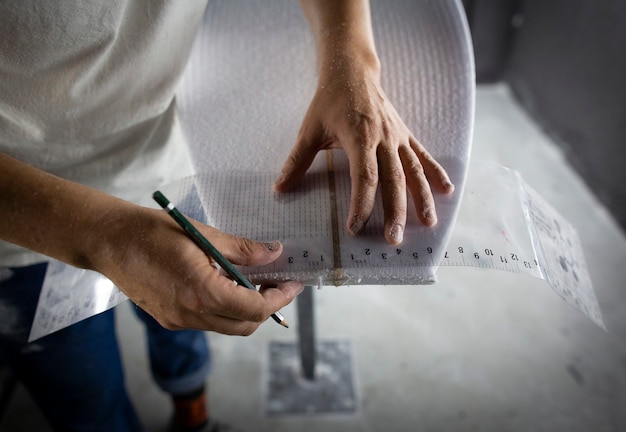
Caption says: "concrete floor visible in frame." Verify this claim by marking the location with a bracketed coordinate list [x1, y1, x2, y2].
[2, 84, 626, 431]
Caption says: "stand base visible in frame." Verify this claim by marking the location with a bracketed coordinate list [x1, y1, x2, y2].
[266, 340, 356, 415]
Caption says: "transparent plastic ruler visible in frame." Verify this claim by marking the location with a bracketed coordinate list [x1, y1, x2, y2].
[28, 160, 604, 341]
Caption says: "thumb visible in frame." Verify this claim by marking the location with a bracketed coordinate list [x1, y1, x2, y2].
[213, 233, 283, 267]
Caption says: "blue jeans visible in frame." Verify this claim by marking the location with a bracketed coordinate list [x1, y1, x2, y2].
[0, 263, 211, 432]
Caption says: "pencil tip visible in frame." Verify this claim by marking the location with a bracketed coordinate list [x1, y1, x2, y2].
[271, 312, 288, 328]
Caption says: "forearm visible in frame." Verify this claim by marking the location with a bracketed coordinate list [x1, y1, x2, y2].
[0, 152, 135, 269]
[1, 152, 303, 333]
[300, 0, 380, 79]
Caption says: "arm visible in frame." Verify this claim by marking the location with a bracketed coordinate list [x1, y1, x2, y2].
[274, 0, 454, 245]
[0, 152, 302, 335]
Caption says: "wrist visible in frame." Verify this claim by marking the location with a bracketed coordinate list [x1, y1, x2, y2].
[302, 0, 380, 77]
[88, 200, 157, 275]
[318, 40, 381, 83]
[66, 195, 134, 272]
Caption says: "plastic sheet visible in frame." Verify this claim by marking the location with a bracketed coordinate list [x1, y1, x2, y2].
[28, 160, 605, 341]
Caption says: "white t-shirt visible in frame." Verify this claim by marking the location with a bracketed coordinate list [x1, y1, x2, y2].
[0, 0, 208, 266]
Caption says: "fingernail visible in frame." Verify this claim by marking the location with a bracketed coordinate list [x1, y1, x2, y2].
[423, 208, 436, 225]
[264, 241, 281, 252]
[349, 217, 365, 235]
[389, 224, 403, 244]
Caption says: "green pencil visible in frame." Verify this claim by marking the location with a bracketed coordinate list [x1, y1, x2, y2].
[152, 190, 288, 328]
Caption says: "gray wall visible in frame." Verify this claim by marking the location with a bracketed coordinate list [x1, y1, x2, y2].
[465, 0, 626, 231]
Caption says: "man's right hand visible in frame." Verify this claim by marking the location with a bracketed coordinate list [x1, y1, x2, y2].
[95, 206, 303, 335]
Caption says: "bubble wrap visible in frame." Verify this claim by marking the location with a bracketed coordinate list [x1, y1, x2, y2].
[176, 0, 475, 284]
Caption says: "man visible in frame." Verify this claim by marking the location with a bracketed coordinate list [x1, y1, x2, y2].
[0, 1, 453, 430]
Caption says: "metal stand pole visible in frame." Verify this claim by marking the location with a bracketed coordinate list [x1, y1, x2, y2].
[296, 285, 316, 380]
[267, 285, 356, 415]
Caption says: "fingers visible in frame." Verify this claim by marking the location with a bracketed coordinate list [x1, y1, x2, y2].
[344, 143, 379, 236]
[164, 263, 303, 335]
[349, 136, 454, 237]
[344, 139, 453, 239]
[402, 136, 455, 227]
[258, 281, 304, 318]
[214, 278, 302, 322]
[399, 145, 437, 227]
[197, 278, 303, 335]
[188, 229, 303, 328]
[410, 136, 455, 195]
[159, 224, 298, 334]
[378, 146, 407, 244]
[273, 125, 324, 192]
